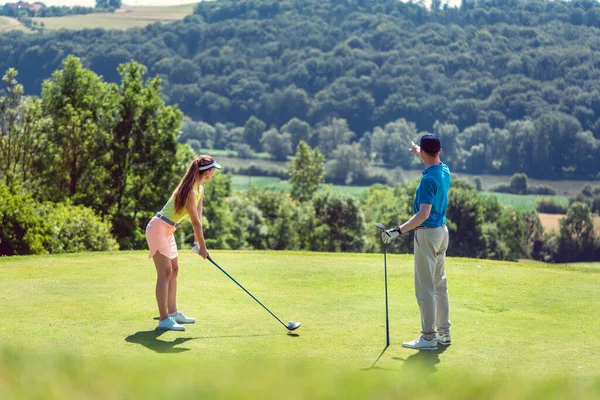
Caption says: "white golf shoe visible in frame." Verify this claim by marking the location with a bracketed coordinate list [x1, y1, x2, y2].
[402, 336, 438, 351]
[169, 311, 196, 324]
[157, 317, 185, 331]
[436, 332, 452, 346]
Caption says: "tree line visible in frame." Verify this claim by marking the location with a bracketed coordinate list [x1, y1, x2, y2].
[0, 0, 599, 179]
[1, 57, 598, 262]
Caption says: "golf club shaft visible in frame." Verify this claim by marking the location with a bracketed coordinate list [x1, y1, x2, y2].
[384, 244, 390, 347]
[207, 257, 287, 328]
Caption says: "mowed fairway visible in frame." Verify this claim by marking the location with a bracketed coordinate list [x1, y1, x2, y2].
[32, 4, 197, 31]
[0, 251, 599, 398]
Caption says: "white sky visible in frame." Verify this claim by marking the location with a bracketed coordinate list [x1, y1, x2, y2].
[1, 0, 462, 8]
[0, 0, 200, 6]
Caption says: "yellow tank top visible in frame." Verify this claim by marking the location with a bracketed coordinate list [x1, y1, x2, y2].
[158, 186, 203, 223]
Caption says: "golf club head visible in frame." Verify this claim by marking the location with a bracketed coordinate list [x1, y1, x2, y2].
[286, 321, 301, 331]
[374, 222, 386, 230]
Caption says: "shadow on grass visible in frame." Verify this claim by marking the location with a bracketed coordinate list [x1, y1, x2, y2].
[126, 330, 286, 353]
[125, 330, 196, 354]
[363, 344, 450, 372]
[362, 345, 390, 371]
[392, 344, 449, 373]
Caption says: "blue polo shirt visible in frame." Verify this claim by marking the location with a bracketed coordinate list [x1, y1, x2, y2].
[414, 163, 452, 228]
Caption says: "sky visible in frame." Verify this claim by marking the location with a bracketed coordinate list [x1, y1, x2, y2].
[1, 0, 463, 8]
[1, 0, 200, 6]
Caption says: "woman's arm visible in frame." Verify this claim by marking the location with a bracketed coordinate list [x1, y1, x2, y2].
[187, 187, 208, 259]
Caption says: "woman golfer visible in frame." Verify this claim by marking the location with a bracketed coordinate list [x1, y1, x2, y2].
[145, 155, 221, 331]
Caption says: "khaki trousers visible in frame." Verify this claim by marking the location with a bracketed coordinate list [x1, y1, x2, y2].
[413, 225, 450, 337]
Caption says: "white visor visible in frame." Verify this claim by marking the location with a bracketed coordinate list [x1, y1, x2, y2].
[198, 160, 222, 171]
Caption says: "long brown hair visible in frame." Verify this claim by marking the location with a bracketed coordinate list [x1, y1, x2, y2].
[173, 155, 214, 215]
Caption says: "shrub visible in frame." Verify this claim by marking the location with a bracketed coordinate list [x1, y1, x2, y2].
[232, 164, 288, 179]
[39, 203, 119, 253]
[536, 199, 567, 214]
[0, 182, 117, 255]
[488, 183, 512, 193]
[528, 184, 556, 195]
[0, 184, 48, 255]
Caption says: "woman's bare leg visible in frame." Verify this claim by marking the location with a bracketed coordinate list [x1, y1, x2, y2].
[167, 257, 179, 315]
[153, 251, 173, 320]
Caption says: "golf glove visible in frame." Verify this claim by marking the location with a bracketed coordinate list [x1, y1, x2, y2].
[382, 227, 401, 244]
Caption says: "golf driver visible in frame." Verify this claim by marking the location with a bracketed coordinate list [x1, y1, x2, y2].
[374, 222, 390, 347]
[206, 256, 301, 331]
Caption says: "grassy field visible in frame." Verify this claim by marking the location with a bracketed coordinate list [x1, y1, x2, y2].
[0, 251, 599, 398]
[231, 174, 372, 197]
[32, 3, 197, 31]
[0, 16, 29, 33]
[480, 192, 569, 211]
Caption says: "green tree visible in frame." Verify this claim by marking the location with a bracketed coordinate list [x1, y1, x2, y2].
[260, 128, 292, 161]
[96, 0, 122, 9]
[325, 143, 368, 185]
[107, 61, 184, 247]
[556, 202, 597, 262]
[39, 56, 117, 208]
[201, 172, 236, 249]
[0, 69, 48, 188]
[243, 116, 266, 152]
[288, 141, 325, 202]
[314, 118, 354, 157]
[281, 118, 312, 149]
[311, 189, 367, 253]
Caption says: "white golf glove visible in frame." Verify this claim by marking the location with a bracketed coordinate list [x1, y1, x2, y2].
[382, 227, 401, 244]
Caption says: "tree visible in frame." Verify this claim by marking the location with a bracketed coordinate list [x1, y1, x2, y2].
[260, 128, 292, 161]
[39, 56, 118, 207]
[556, 202, 597, 262]
[288, 141, 325, 202]
[243, 116, 266, 152]
[96, 0, 122, 9]
[281, 118, 312, 149]
[0, 69, 48, 188]
[314, 118, 354, 157]
[325, 143, 368, 185]
[311, 189, 367, 253]
[106, 61, 184, 247]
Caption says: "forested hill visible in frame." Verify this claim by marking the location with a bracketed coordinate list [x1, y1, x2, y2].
[1, 0, 600, 178]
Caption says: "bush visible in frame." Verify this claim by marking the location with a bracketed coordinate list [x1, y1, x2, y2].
[528, 184, 556, 195]
[489, 174, 556, 195]
[40, 203, 119, 253]
[234, 143, 256, 159]
[536, 199, 567, 214]
[0, 184, 48, 255]
[488, 183, 512, 193]
[232, 164, 288, 179]
[0, 183, 117, 255]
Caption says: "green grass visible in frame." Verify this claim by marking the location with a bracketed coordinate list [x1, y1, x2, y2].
[231, 174, 372, 197]
[480, 192, 569, 211]
[32, 3, 197, 31]
[0, 251, 599, 399]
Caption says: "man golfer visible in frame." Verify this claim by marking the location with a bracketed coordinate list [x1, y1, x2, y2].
[382, 134, 452, 350]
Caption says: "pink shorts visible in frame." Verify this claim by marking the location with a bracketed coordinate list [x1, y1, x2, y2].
[145, 216, 178, 259]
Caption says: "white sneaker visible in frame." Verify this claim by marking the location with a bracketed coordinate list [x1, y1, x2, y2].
[169, 311, 195, 324]
[436, 332, 451, 346]
[402, 336, 438, 351]
[157, 317, 185, 331]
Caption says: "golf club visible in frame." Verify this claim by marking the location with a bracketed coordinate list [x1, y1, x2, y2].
[206, 256, 301, 331]
[374, 222, 390, 347]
